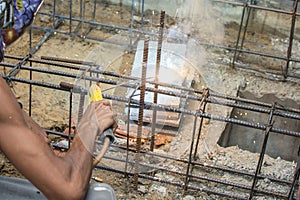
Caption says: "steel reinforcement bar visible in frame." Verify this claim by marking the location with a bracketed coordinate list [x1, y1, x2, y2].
[1, 72, 299, 199]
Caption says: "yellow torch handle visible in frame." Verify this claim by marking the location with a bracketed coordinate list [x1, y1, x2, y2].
[89, 84, 103, 102]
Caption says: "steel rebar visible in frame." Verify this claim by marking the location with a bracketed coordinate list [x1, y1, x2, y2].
[1, 0, 300, 198]
[249, 103, 276, 199]
[133, 35, 149, 189]
[30, 0, 300, 79]
[3, 73, 300, 139]
[3, 57, 300, 116]
[5, 54, 300, 116]
[151, 10, 165, 151]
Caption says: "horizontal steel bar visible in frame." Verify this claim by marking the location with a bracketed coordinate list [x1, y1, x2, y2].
[1, 69, 300, 138]
[212, 0, 300, 16]
[2, 58, 300, 117]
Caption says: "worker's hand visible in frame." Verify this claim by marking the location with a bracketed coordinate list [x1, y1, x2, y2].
[76, 99, 117, 153]
[78, 99, 117, 133]
[93, 99, 117, 133]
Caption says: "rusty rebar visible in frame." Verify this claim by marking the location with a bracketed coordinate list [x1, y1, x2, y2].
[4, 68, 300, 125]
[150, 10, 165, 151]
[212, 0, 300, 16]
[4, 74, 300, 138]
[29, 0, 300, 79]
[6, 53, 300, 115]
[3, 66, 300, 198]
[134, 35, 149, 190]
[125, 85, 140, 176]
[3, 0, 300, 198]
[193, 89, 210, 160]
[3, 58, 300, 113]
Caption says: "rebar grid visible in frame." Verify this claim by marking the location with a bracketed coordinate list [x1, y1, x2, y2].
[24, 0, 300, 79]
[1, 56, 300, 199]
[1, 0, 300, 199]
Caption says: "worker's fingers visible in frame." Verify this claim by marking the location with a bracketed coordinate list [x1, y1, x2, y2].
[77, 100, 118, 155]
[78, 100, 117, 139]
[93, 101, 117, 133]
[95, 99, 111, 107]
[96, 112, 116, 133]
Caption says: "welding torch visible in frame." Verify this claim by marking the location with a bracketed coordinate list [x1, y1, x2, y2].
[60, 81, 116, 166]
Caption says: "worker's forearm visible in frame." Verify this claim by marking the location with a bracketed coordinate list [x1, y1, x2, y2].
[36, 134, 96, 199]
[57, 135, 95, 199]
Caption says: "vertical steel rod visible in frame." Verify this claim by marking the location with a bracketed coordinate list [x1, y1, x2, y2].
[125, 85, 140, 176]
[249, 103, 276, 199]
[231, 1, 248, 68]
[68, 90, 73, 148]
[92, 0, 96, 21]
[29, 28, 33, 116]
[284, 0, 298, 78]
[134, 35, 149, 190]
[140, 0, 145, 28]
[184, 89, 210, 191]
[52, 0, 56, 29]
[150, 10, 165, 151]
[129, 0, 135, 50]
[193, 89, 209, 160]
[69, 0, 72, 34]
[288, 145, 300, 199]
[239, 0, 254, 55]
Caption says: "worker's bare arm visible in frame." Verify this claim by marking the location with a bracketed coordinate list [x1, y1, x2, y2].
[0, 77, 116, 199]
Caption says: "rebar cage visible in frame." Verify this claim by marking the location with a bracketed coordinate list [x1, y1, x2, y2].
[1, 0, 300, 199]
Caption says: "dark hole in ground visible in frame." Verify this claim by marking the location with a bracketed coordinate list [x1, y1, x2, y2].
[218, 90, 300, 162]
